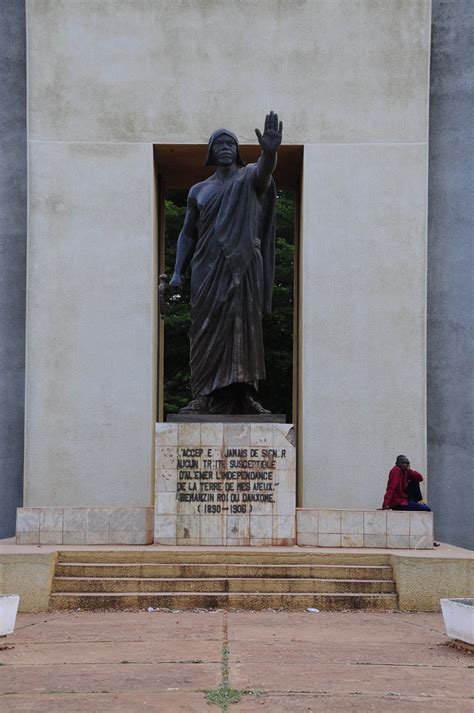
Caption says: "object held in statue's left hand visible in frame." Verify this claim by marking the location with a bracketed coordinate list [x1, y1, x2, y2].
[169, 272, 184, 295]
[158, 273, 170, 318]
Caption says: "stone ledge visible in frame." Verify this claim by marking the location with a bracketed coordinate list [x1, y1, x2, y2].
[296, 509, 433, 549]
[16, 508, 154, 545]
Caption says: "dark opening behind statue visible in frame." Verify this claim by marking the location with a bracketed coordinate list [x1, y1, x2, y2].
[166, 112, 283, 415]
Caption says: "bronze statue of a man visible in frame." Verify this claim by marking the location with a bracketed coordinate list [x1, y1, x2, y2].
[169, 112, 283, 414]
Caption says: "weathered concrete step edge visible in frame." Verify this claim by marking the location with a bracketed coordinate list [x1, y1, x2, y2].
[49, 591, 398, 611]
[57, 551, 391, 565]
[51, 576, 396, 594]
[55, 563, 394, 580]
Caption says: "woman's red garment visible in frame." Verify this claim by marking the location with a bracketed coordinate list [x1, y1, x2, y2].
[382, 466, 423, 509]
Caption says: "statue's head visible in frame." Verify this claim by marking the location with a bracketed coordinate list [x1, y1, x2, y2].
[205, 129, 245, 167]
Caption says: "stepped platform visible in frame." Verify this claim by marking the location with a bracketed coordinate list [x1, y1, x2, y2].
[49, 550, 397, 611]
[1, 540, 472, 612]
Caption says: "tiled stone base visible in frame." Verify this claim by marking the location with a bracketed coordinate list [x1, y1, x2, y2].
[296, 509, 434, 549]
[16, 507, 154, 545]
[155, 422, 296, 546]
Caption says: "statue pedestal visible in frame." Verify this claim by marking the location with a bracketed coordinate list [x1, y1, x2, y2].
[167, 414, 286, 423]
[154, 422, 296, 546]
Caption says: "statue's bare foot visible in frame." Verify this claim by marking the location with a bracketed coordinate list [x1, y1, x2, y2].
[179, 396, 209, 414]
[242, 392, 271, 415]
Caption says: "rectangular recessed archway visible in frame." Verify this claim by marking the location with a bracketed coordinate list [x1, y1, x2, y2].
[153, 143, 303, 435]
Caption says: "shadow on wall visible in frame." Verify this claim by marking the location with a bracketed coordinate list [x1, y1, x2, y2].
[0, 0, 26, 537]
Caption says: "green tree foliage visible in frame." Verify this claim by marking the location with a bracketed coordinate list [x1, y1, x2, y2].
[163, 190, 295, 418]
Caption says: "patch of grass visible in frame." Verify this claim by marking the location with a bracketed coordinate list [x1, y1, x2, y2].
[204, 638, 264, 710]
[205, 685, 264, 709]
[205, 685, 244, 708]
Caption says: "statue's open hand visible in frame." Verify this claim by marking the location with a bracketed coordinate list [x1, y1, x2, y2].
[255, 111, 283, 154]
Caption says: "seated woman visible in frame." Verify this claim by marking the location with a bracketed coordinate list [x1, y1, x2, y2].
[382, 455, 432, 511]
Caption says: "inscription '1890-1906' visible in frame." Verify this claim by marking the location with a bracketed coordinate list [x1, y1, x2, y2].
[175, 446, 288, 514]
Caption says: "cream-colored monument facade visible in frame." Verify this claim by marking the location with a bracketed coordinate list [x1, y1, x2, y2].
[20, 0, 431, 543]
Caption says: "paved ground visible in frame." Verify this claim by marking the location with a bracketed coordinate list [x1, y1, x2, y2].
[0, 610, 472, 712]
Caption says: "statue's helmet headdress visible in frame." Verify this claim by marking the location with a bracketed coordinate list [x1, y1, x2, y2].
[205, 129, 245, 167]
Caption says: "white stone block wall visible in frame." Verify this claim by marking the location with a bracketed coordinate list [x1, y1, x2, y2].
[296, 509, 434, 549]
[16, 507, 154, 545]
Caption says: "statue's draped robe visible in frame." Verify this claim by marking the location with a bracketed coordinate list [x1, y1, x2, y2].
[189, 164, 276, 397]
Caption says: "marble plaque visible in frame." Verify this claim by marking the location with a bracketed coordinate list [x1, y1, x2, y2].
[154, 422, 296, 546]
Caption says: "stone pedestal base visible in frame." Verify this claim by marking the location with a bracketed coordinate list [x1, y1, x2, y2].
[155, 422, 296, 546]
[296, 509, 434, 548]
[16, 507, 154, 545]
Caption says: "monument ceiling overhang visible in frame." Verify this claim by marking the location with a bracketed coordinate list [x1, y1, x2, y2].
[154, 144, 303, 191]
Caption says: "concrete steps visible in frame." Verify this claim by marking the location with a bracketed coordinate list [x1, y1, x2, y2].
[51, 550, 391, 564]
[52, 576, 396, 594]
[50, 592, 397, 610]
[49, 550, 398, 611]
[54, 562, 395, 580]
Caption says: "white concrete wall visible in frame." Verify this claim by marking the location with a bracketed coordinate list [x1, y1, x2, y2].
[25, 0, 430, 510]
[27, 0, 430, 145]
[301, 145, 428, 508]
[25, 142, 156, 506]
